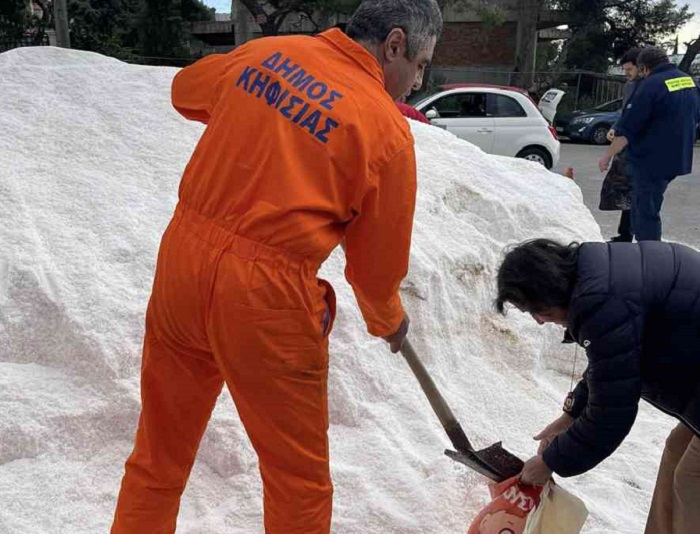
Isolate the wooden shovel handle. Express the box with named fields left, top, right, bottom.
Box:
left=400, top=339, right=473, bottom=452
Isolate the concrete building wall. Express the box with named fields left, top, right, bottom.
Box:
left=229, top=0, right=568, bottom=79
left=433, top=21, right=518, bottom=67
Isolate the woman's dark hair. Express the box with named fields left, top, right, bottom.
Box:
left=495, top=239, right=580, bottom=314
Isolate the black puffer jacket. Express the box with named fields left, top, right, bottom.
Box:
left=543, top=241, right=700, bottom=477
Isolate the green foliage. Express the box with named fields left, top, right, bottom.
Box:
left=557, top=0, right=693, bottom=70
left=68, top=0, right=139, bottom=58
left=136, top=0, right=186, bottom=57
left=182, top=0, right=215, bottom=21
left=61, top=0, right=214, bottom=59
left=0, top=0, right=28, bottom=44
left=476, top=6, right=506, bottom=28
left=536, top=41, right=561, bottom=71
left=0, top=0, right=29, bottom=26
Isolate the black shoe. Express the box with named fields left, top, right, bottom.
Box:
left=608, top=235, right=633, bottom=243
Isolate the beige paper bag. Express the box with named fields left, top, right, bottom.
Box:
left=523, top=481, right=588, bottom=534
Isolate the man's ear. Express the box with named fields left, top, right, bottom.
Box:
left=383, top=28, right=408, bottom=63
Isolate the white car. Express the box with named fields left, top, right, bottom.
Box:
left=411, top=84, right=561, bottom=169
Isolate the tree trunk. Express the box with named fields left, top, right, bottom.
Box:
left=679, top=36, right=700, bottom=74
left=237, top=0, right=277, bottom=36
left=513, top=0, right=544, bottom=89
left=31, top=0, right=51, bottom=45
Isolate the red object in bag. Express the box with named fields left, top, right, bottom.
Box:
left=467, top=477, right=543, bottom=534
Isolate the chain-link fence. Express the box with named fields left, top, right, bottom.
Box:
left=0, top=16, right=50, bottom=53
left=123, top=56, right=198, bottom=67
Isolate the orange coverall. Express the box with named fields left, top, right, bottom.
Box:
left=112, top=28, right=416, bottom=534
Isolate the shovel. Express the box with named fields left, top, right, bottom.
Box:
left=400, top=339, right=524, bottom=482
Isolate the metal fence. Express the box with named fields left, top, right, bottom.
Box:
left=426, top=67, right=626, bottom=112
left=0, top=23, right=627, bottom=110
left=123, top=56, right=198, bottom=67
left=0, top=17, right=50, bottom=53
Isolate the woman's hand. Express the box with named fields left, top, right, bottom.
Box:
left=520, top=455, right=553, bottom=486
left=534, top=412, right=575, bottom=454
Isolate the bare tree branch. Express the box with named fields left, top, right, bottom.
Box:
left=679, top=35, right=700, bottom=73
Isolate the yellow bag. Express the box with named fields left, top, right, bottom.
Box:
left=523, top=480, right=588, bottom=534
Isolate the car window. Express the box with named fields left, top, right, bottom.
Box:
left=595, top=99, right=622, bottom=112
left=428, top=93, right=487, bottom=118
left=407, top=86, right=444, bottom=107
left=487, top=94, right=527, bottom=117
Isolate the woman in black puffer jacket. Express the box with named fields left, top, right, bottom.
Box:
left=496, top=239, right=700, bottom=534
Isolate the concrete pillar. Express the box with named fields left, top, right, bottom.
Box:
left=53, top=0, right=71, bottom=48
left=231, top=0, right=255, bottom=45
left=514, top=2, right=540, bottom=89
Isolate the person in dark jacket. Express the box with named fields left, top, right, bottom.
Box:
left=600, top=48, right=640, bottom=242
left=599, top=47, right=700, bottom=241
left=496, top=239, right=700, bottom=534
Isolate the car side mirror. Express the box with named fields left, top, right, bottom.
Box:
left=425, top=108, right=438, bottom=120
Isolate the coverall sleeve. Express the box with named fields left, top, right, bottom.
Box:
left=344, top=142, right=417, bottom=338
left=171, top=54, right=231, bottom=124
left=615, top=83, right=655, bottom=142
left=543, top=294, right=643, bottom=477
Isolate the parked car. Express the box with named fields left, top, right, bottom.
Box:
left=558, top=98, right=622, bottom=145
left=538, top=89, right=623, bottom=145
left=409, top=84, right=561, bottom=169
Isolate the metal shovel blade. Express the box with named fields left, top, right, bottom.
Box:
left=445, top=442, right=524, bottom=482
left=398, top=340, right=524, bottom=482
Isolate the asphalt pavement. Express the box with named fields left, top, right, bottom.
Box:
left=553, top=141, right=700, bottom=249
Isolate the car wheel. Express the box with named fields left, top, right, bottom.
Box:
left=591, top=125, right=610, bottom=145
left=516, top=147, right=552, bottom=169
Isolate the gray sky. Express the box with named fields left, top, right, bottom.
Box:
left=679, top=0, right=700, bottom=49
left=203, top=0, right=230, bottom=13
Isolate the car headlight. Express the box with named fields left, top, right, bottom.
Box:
left=571, top=117, right=595, bottom=125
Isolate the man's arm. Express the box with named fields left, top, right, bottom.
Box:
left=542, top=295, right=643, bottom=477
left=344, top=142, right=417, bottom=338
left=614, top=81, right=655, bottom=142
left=600, top=82, right=640, bottom=170
left=171, top=54, right=232, bottom=124
left=599, top=135, right=629, bottom=172
left=611, top=80, right=639, bottom=131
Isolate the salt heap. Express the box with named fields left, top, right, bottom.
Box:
left=0, top=47, right=674, bottom=534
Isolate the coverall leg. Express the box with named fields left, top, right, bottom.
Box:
left=630, top=172, right=674, bottom=241
left=112, top=207, right=335, bottom=533
left=111, top=315, right=224, bottom=533
left=617, top=210, right=633, bottom=242
left=112, top=213, right=227, bottom=533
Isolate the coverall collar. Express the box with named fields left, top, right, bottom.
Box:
left=317, top=28, right=386, bottom=87
left=649, top=63, right=676, bottom=76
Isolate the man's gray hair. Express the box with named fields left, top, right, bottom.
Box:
left=346, top=0, right=443, bottom=60
left=637, top=46, right=670, bottom=71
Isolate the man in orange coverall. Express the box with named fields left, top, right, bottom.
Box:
left=111, top=1, right=442, bottom=533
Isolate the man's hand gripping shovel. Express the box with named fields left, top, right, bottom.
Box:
left=399, top=339, right=524, bottom=482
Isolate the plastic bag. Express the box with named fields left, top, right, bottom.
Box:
left=467, top=476, right=543, bottom=534
left=523, top=480, right=588, bottom=534
left=599, top=151, right=632, bottom=211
